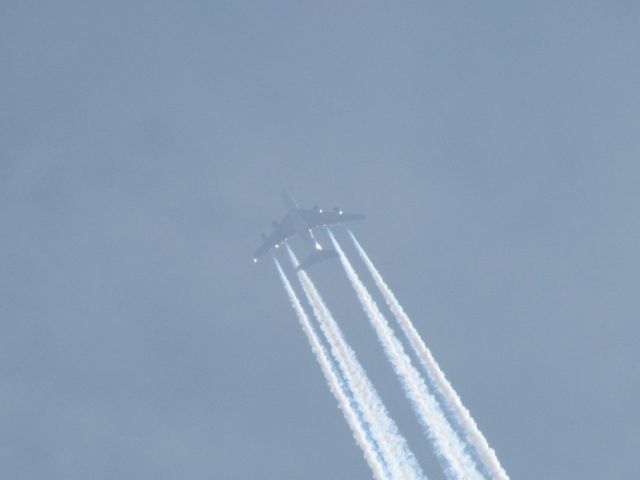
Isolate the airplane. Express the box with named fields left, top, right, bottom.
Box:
left=253, top=191, right=365, bottom=269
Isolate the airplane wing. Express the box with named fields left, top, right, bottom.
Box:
left=252, top=219, right=295, bottom=260
left=299, top=209, right=365, bottom=228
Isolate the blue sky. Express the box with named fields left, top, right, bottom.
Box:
left=2, top=2, right=639, bottom=478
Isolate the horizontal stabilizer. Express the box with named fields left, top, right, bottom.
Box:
left=296, top=249, right=339, bottom=271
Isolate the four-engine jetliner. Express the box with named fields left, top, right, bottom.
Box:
left=253, top=191, right=364, bottom=269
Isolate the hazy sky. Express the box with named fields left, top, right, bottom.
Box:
left=2, top=2, right=639, bottom=479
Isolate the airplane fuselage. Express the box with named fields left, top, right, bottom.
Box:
left=288, top=208, right=321, bottom=250
left=252, top=191, right=364, bottom=265
left=281, top=191, right=321, bottom=251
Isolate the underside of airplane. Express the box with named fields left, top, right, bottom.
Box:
left=253, top=191, right=364, bottom=269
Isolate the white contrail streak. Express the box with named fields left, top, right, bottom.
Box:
left=328, top=230, right=484, bottom=480
left=273, top=257, right=388, bottom=480
left=348, top=230, right=509, bottom=480
left=286, top=245, right=426, bottom=480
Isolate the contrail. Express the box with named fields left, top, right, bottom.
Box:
left=348, top=230, right=509, bottom=480
left=273, top=257, right=388, bottom=480
left=285, top=244, right=426, bottom=480
left=328, top=230, right=484, bottom=480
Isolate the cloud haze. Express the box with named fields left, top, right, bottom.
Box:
left=2, top=2, right=639, bottom=479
